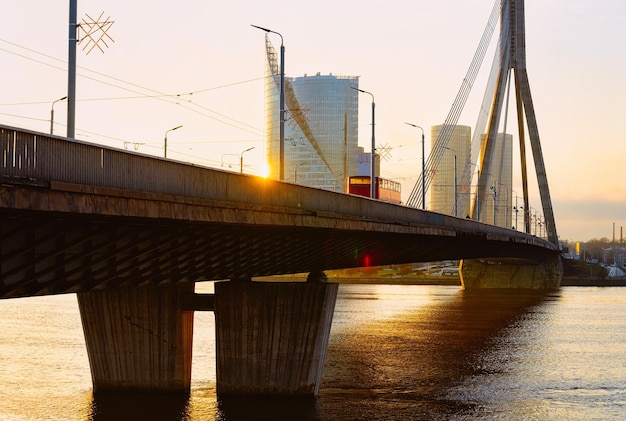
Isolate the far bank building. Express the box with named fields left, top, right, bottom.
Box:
left=264, top=37, right=359, bottom=191
left=430, top=125, right=472, bottom=216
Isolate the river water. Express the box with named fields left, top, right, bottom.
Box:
left=1, top=283, right=625, bottom=420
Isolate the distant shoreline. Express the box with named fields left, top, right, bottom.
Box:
left=255, top=275, right=626, bottom=287
left=561, top=278, right=626, bottom=287
left=329, top=276, right=462, bottom=286
left=254, top=275, right=460, bottom=285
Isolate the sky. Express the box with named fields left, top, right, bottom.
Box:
left=1, top=0, right=625, bottom=242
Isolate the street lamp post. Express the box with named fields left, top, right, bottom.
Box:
left=490, top=182, right=497, bottom=225
left=240, top=147, right=255, bottom=174
left=405, top=122, right=425, bottom=209
left=294, top=162, right=305, bottom=183
left=444, top=146, right=457, bottom=217
left=476, top=170, right=481, bottom=220
left=500, top=184, right=510, bottom=228
left=512, top=193, right=520, bottom=230
left=164, top=125, right=182, bottom=158
left=67, top=0, right=77, bottom=139
left=252, top=25, right=285, bottom=181
left=353, top=87, right=376, bottom=198
left=50, top=96, right=67, bottom=135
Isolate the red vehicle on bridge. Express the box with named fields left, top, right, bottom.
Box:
left=348, top=176, right=401, bottom=204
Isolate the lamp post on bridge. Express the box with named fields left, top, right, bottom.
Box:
left=512, top=190, right=520, bottom=230
left=519, top=206, right=532, bottom=235
left=405, top=122, right=425, bottom=209
left=444, top=146, right=457, bottom=217
left=353, top=87, right=376, bottom=198
left=533, top=209, right=539, bottom=236
left=50, top=96, right=67, bottom=135
left=525, top=206, right=539, bottom=236
left=163, top=125, right=183, bottom=158
left=499, top=184, right=511, bottom=229
left=252, top=24, right=285, bottom=181
left=67, top=0, right=77, bottom=138
left=489, top=182, right=497, bottom=225
left=294, top=162, right=305, bottom=183
left=495, top=182, right=510, bottom=228
left=240, top=147, right=255, bottom=174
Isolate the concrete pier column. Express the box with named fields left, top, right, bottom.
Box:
left=460, top=254, right=563, bottom=290
left=77, top=283, right=195, bottom=393
left=214, top=280, right=338, bottom=396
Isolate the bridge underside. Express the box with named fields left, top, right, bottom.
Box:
left=0, top=187, right=556, bottom=299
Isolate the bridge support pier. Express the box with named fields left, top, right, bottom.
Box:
left=214, top=280, right=338, bottom=396
left=77, top=283, right=194, bottom=393
left=459, top=255, right=563, bottom=290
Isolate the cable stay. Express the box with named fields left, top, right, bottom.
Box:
left=421, top=0, right=559, bottom=245
left=406, top=0, right=502, bottom=209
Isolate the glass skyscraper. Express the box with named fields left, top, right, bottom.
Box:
left=264, top=37, right=359, bottom=191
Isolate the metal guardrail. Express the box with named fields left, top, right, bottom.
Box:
left=1, top=125, right=361, bottom=210
left=0, top=124, right=417, bottom=217
left=1, top=124, right=234, bottom=198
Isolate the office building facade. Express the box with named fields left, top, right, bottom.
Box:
left=429, top=125, right=472, bottom=216
left=264, top=38, right=359, bottom=191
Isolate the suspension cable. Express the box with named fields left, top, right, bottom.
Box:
left=406, top=0, right=502, bottom=209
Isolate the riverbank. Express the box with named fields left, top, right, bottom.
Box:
left=561, top=278, right=626, bottom=286
left=328, top=276, right=461, bottom=285
left=256, top=265, right=626, bottom=287
left=254, top=275, right=461, bottom=285
left=561, top=258, right=626, bottom=286
left=253, top=258, right=626, bottom=287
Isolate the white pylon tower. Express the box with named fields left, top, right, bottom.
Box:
left=472, top=0, right=558, bottom=246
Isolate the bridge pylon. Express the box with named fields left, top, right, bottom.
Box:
left=214, top=279, right=338, bottom=396
left=472, top=0, right=558, bottom=246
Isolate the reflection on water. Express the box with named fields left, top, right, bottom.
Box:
left=445, top=288, right=626, bottom=420
left=217, top=396, right=319, bottom=421
left=318, top=286, right=552, bottom=420
left=89, top=392, right=191, bottom=421
left=1, top=285, right=625, bottom=420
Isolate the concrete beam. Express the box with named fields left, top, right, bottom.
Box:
left=182, top=293, right=215, bottom=311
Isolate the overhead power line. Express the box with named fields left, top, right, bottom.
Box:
left=405, top=0, right=501, bottom=209
left=0, top=38, right=264, bottom=135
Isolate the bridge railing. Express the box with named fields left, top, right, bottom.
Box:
left=1, top=125, right=220, bottom=196
left=1, top=124, right=411, bottom=217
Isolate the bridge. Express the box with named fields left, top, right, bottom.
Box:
left=1, top=0, right=562, bottom=399
left=1, top=124, right=561, bottom=395
left=1, top=125, right=560, bottom=299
